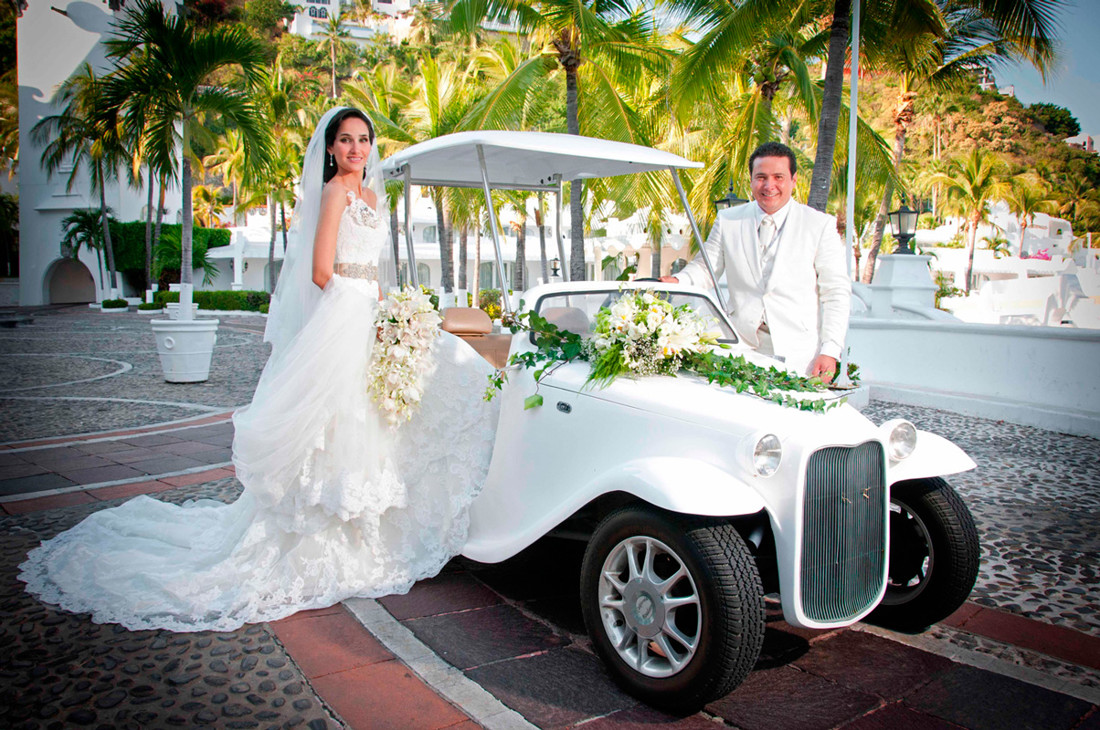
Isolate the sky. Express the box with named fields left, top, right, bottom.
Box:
left=996, top=3, right=1100, bottom=137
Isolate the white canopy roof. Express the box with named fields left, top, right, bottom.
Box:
left=381, top=131, right=702, bottom=190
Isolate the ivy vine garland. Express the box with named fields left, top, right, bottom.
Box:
left=485, top=290, right=842, bottom=413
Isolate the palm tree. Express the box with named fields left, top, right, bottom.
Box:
left=1004, top=174, right=1055, bottom=256
left=0, top=69, right=17, bottom=179
left=450, top=0, right=669, bottom=280
left=103, top=0, right=271, bottom=319
left=192, top=184, right=227, bottom=228
left=204, top=129, right=247, bottom=223
left=1057, top=176, right=1099, bottom=233
left=404, top=55, right=477, bottom=293
left=34, top=64, right=127, bottom=299
left=320, top=9, right=351, bottom=99
left=60, top=208, right=110, bottom=296
left=926, top=148, right=1008, bottom=293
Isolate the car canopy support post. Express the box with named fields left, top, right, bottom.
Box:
left=671, top=167, right=726, bottom=311
left=477, top=144, right=512, bottom=314
left=402, top=165, right=419, bottom=288
left=554, top=176, right=569, bottom=282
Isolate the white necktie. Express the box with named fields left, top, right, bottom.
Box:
left=759, top=215, right=776, bottom=258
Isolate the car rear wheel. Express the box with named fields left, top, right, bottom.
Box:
left=869, top=477, right=980, bottom=633
left=580, top=505, right=765, bottom=714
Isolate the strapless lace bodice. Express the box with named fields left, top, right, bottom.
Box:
left=334, top=192, right=388, bottom=268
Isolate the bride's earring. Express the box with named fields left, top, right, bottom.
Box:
left=328, top=153, right=335, bottom=167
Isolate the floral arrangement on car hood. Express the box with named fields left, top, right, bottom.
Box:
left=486, top=288, right=838, bottom=413
left=369, top=286, right=441, bottom=425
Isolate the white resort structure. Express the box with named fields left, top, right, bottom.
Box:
left=9, top=2, right=1100, bottom=440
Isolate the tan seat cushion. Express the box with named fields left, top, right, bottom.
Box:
left=441, top=307, right=492, bottom=335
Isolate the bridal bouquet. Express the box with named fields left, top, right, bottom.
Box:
left=369, top=286, right=441, bottom=426
left=586, top=290, right=721, bottom=386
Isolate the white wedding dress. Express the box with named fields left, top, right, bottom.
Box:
left=19, top=194, right=500, bottom=632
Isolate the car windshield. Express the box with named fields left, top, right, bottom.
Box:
left=533, top=289, right=738, bottom=343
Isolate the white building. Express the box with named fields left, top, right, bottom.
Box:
left=287, top=0, right=417, bottom=44
left=15, top=1, right=181, bottom=306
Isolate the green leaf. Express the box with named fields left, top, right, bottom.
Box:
left=523, top=394, right=544, bottom=410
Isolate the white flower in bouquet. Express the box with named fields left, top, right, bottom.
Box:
left=369, top=287, right=441, bottom=426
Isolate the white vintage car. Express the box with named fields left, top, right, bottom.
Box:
left=382, top=132, right=980, bottom=712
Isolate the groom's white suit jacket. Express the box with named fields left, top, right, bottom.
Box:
left=676, top=200, right=851, bottom=375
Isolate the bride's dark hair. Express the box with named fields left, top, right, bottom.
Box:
left=322, top=108, right=375, bottom=183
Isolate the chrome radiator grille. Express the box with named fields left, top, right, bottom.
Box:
left=799, top=442, right=886, bottom=623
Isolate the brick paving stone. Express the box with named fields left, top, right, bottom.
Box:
left=23, top=446, right=90, bottom=464
left=578, top=705, right=723, bottom=729
left=466, top=647, right=638, bottom=728
left=310, top=659, right=469, bottom=730
left=271, top=607, right=393, bottom=679
left=125, top=455, right=209, bottom=475
left=56, top=463, right=146, bottom=485
left=840, top=702, right=962, bottom=730
left=91, top=480, right=174, bottom=501
left=520, top=595, right=586, bottom=635
left=379, top=572, right=503, bottom=620
left=0, top=463, right=47, bottom=480
left=405, top=603, right=566, bottom=670
left=149, top=440, right=227, bottom=456
left=792, top=631, right=954, bottom=700
left=0, top=472, right=75, bottom=496
left=705, top=665, right=881, bottom=730
left=1076, top=707, right=1100, bottom=730
left=120, top=433, right=186, bottom=447
left=72, top=440, right=148, bottom=455
left=464, top=538, right=585, bottom=601
left=0, top=452, right=30, bottom=466
left=106, top=447, right=166, bottom=463
left=905, top=664, right=1093, bottom=730
left=33, top=453, right=114, bottom=472
left=3, top=490, right=98, bottom=514
left=160, top=468, right=234, bottom=487
left=188, top=448, right=234, bottom=464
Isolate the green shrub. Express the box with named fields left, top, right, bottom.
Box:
left=101, top=298, right=128, bottom=309
left=109, top=220, right=230, bottom=288
left=259, top=303, right=269, bottom=314
left=153, top=289, right=271, bottom=311
left=137, top=302, right=161, bottom=311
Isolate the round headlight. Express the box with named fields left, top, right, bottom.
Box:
left=752, top=434, right=783, bottom=477
left=887, top=420, right=918, bottom=461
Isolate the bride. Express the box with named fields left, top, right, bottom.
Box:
left=19, top=107, right=500, bottom=632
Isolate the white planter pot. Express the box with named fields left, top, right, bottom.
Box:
left=165, top=302, right=200, bottom=320
left=151, top=318, right=220, bottom=383
left=100, top=305, right=127, bottom=313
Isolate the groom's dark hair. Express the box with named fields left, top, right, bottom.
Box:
left=749, top=142, right=797, bottom=177
left=323, top=108, right=376, bottom=183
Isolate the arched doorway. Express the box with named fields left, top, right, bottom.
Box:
left=45, top=258, right=95, bottom=304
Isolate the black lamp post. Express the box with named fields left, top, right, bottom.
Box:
left=714, top=179, right=749, bottom=211
left=887, top=204, right=919, bottom=255
left=550, top=258, right=561, bottom=278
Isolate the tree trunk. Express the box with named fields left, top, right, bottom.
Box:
left=154, top=177, right=166, bottom=259
left=807, top=0, right=851, bottom=212
left=473, top=225, right=481, bottom=304
left=390, top=204, right=401, bottom=285
left=565, top=62, right=585, bottom=281
left=279, top=200, right=289, bottom=289
left=458, top=224, right=468, bottom=291
left=145, top=171, right=154, bottom=293
left=97, top=161, right=119, bottom=298
left=331, top=44, right=338, bottom=99
left=513, top=221, right=526, bottom=291
left=536, top=192, right=548, bottom=283
left=964, top=217, right=978, bottom=294
left=268, top=194, right=277, bottom=292
left=181, top=156, right=193, bottom=287
left=434, top=189, right=454, bottom=293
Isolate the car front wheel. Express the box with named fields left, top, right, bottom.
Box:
left=869, top=477, right=980, bottom=633
left=580, top=505, right=765, bottom=714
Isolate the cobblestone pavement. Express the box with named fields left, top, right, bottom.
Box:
left=1, top=480, right=345, bottom=730
left=0, top=307, right=268, bottom=442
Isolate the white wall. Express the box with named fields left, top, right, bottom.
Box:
left=17, top=1, right=181, bottom=305
left=848, top=319, right=1100, bottom=438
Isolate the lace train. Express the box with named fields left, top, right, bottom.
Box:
left=19, top=279, right=500, bottom=632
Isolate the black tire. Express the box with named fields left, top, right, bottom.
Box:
left=580, top=504, right=765, bottom=714
left=869, top=477, right=980, bottom=633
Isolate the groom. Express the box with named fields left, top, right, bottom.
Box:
left=662, top=142, right=850, bottom=382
